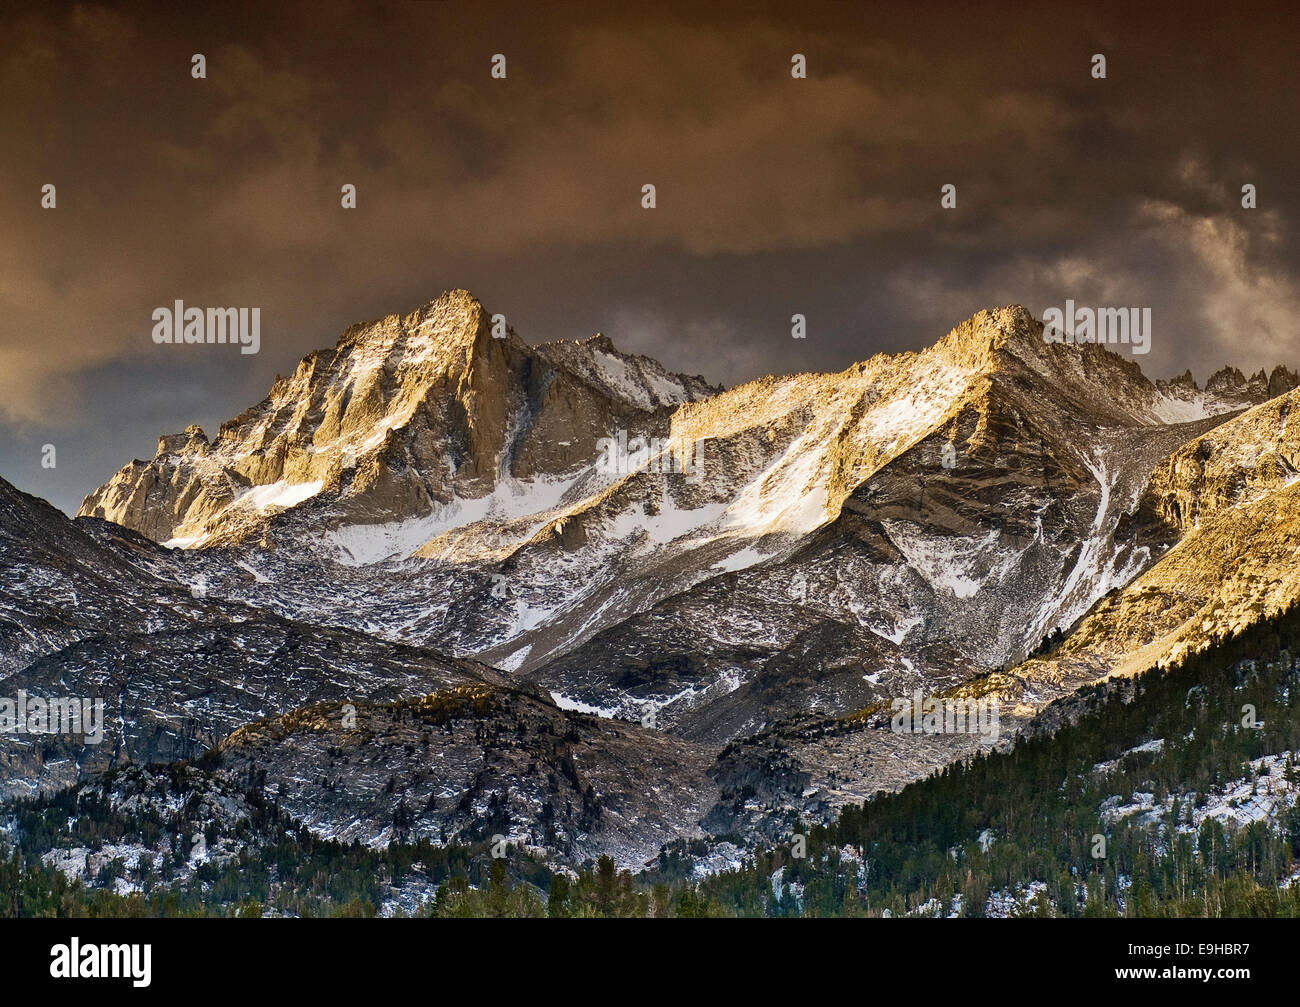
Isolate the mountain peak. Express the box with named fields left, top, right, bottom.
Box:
left=932, top=304, right=1046, bottom=372
left=156, top=424, right=209, bottom=457
left=79, top=289, right=719, bottom=545
left=333, top=288, right=492, bottom=363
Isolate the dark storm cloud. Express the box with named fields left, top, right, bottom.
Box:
left=0, top=0, right=1296, bottom=512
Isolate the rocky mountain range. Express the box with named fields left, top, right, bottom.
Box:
left=6, top=288, right=1300, bottom=884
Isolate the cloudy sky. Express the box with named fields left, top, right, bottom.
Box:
left=2, top=0, right=1296, bottom=513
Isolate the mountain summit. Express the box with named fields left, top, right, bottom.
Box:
left=79, top=289, right=719, bottom=546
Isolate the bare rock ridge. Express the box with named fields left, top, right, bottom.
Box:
left=73, top=297, right=1300, bottom=696
left=79, top=298, right=1295, bottom=557
left=78, top=289, right=720, bottom=546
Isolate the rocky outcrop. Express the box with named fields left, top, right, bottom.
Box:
left=213, top=684, right=719, bottom=869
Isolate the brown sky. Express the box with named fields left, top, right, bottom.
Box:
left=1, top=0, right=1296, bottom=511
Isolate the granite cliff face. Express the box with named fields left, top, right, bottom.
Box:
left=79, top=290, right=718, bottom=547
left=1013, top=385, right=1300, bottom=685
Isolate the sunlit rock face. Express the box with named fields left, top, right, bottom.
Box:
left=78, top=289, right=719, bottom=548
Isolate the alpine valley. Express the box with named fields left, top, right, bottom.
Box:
left=7, top=288, right=1300, bottom=917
